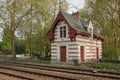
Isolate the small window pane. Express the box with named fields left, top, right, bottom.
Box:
left=60, top=26, right=66, bottom=38
left=60, top=27, right=62, bottom=31
left=60, top=31, right=62, bottom=38
left=64, top=30, right=66, bottom=37
left=64, top=26, right=66, bottom=29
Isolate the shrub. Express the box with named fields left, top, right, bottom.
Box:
left=102, top=47, right=118, bottom=60
left=73, top=59, right=80, bottom=66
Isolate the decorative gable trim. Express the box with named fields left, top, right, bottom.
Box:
left=47, top=11, right=77, bottom=42
left=94, top=35, right=104, bottom=41
left=47, top=11, right=104, bottom=42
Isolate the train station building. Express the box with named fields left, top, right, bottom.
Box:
left=47, top=11, right=104, bottom=63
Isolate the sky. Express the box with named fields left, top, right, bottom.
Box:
left=66, top=0, right=85, bottom=13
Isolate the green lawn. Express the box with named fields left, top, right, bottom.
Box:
left=86, top=63, right=120, bottom=71
left=0, top=58, right=120, bottom=71
left=0, top=58, right=51, bottom=64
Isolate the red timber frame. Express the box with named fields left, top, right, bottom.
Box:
left=47, top=11, right=104, bottom=42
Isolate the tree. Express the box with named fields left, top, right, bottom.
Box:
left=18, top=0, right=69, bottom=58
left=81, top=0, right=120, bottom=59
left=15, top=40, right=26, bottom=54
left=0, top=0, right=69, bottom=59
left=0, top=0, right=32, bottom=58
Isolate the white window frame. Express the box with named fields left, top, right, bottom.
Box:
left=60, top=26, right=66, bottom=38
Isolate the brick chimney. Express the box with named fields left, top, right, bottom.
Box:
left=72, top=11, right=80, bottom=21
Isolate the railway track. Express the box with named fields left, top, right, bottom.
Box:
left=0, top=61, right=120, bottom=80
left=0, top=62, right=80, bottom=80
left=0, top=71, right=34, bottom=80
left=0, top=67, right=76, bottom=80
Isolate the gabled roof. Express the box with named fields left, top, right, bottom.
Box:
left=47, top=11, right=104, bottom=41
left=61, top=11, right=100, bottom=36
left=61, top=11, right=87, bottom=33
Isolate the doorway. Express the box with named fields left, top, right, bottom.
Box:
left=60, top=46, right=66, bottom=61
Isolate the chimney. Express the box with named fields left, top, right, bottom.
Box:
left=72, top=11, right=80, bottom=20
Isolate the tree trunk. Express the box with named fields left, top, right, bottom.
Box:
left=11, top=31, right=16, bottom=59
left=29, top=38, right=32, bottom=60
left=30, top=0, right=32, bottom=60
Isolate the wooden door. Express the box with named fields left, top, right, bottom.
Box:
left=60, top=46, right=66, bottom=61
left=96, top=47, right=99, bottom=59
left=80, top=46, right=84, bottom=61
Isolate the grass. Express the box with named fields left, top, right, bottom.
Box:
left=0, top=58, right=51, bottom=64
left=86, top=63, right=120, bottom=71
left=0, top=58, right=120, bottom=71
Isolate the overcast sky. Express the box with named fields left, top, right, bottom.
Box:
left=66, top=0, right=85, bottom=13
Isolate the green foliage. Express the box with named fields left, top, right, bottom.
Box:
left=2, top=28, right=11, bottom=44
left=73, top=59, right=80, bottom=66
left=99, top=59, right=120, bottom=64
left=79, top=8, right=89, bottom=20
left=18, top=0, right=69, bottom=57
left=0, top=58, right=51, bottom=64
left=81, top=0, right=120, bottom=55
left=0, top=43, right=2, bottom=49
left=0, top=0, right=69, bottom=58
left=15, top=40, right=26, bottom=54
left=1, top=28, right=11, bottom=50
left=102, top=47, right=118, bottom=60
left=0, top=41, right=11, bottom=50
left=88, top=63, right=120, bottom=71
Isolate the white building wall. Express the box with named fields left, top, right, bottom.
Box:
left=96, top=40, right=102, bottom=59
left=51, top=21, right=72, bottom=63
left=51, top=43, right=57, bottom=61
left=67, top=42, right=79, bottom=62
left=51, top=42, right=80, bottom=63
left=51, top=21, right=102, bottom=63
left=76, top=35, right=102, bottom=61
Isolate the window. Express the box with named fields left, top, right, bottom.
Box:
left=60, top=26, right=66, bottom=38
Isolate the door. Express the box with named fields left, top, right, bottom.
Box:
left=96, top=47, right=99, bottom=59
left=80, top=46, right=84, bottom=61
left=60, top=46, right=66, bottom=61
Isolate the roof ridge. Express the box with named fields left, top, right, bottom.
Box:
left=61, top=11, right=87, bottom=33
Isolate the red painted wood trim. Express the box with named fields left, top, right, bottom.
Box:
left=47, top=11, right=76, bottom=41
left=47, top=11, right=104, bottom=41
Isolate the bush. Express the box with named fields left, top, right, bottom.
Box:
left=99, top=59, right=120, bottom=64
left=88, top=63, right=120, bottom=71
left=15, top=41, right=26, bottom=54
left=102, top=47, right=118, bottom=60
left=73, top=59, right=80, bottom=66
